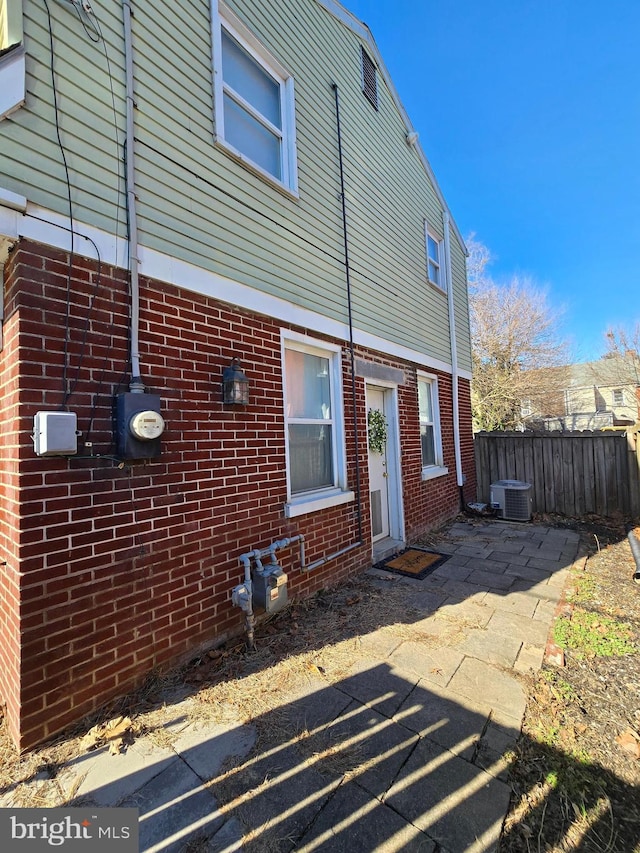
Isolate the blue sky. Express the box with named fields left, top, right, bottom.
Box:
left=343, top=0, right=640, bottom=361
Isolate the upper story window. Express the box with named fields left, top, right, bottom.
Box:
left=361, top=46, right=378, bottom=110
left=418, top=374, right=447, bottom=480
left=212, top=2, right=298, bottom=193
left=612, top=388, right=624, bottom=406
left=282, top=332, right=354, bottom=517
left=0, top=0, right=25, bottom=121
left=426, top=226, right=445, bottom=291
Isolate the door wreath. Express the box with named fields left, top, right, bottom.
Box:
left=367, top=408, right=388, bottom=454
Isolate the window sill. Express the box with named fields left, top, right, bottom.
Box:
left=421, top=465, right=449, bottom=482
left=0, top=45, right=25, bottom=121
left=427, top=279, right=447, bottom=296
left=284, top=489, right=355, bottom=518
left=214, top=137, right=299, bottom=201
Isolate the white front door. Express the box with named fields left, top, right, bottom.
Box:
left=367, top=386, right=390, bottom=542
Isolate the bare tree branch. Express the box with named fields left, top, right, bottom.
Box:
left=468, top=237, right=569, bottom=431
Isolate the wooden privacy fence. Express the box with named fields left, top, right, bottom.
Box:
left=474, top=431, right=640, bottom=519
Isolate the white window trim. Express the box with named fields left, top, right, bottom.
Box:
left=417, top=372, right=448, bottom=481
left=211, top=1, right=298, bottom=196
left=425, top=224, right=446, bottom=293
left=281, top=330, right=354, bottom=517
left=0, top=44, right=25, bottom=122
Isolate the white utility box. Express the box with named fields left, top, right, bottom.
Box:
left=33, top=411, right=78, bottom=456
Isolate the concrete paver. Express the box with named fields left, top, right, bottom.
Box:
left=437, top=597, right=494, bottom=627
left=296, top=781, right=436, bottom=853
left=483, top=590, right=539, bottom=618
left=384, top=735, right=512, bottom=853
left=459, top=628, right=523, bottom=668
left=174, top=722, right=256, bottom=782
left=395, top=681, right=496, bottom=760
left=65, top=740, right=178, bottom=807
left=389, top=641, right=466, bottom=686
left=514, top=643, right=546, bottom=673
left=487, top=609, right=550, bottom=646
left=466, top=569, right=514, bottom=590
left=20, top=518, right=579, bottom=853
left=319, top=703, right=419, bottom=797
left=120, top=760, right=223, bottom=853
left=448, top=658, right=527, bottom=721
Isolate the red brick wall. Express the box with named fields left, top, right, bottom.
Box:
left=0, top=239, right=473, bottom=749
left=0, top=244, right=22, bottom=746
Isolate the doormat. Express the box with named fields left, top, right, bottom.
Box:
left=375, top=547, right=449, bottom=580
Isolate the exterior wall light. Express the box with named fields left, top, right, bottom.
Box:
left=223, top=357, right=250, bottom=405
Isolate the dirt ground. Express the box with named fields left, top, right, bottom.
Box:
left=499, top=517, right=640, bottom=853
left=1, top=516, right=639, bottom=852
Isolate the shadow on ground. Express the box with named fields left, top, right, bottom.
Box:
left=3, top=518, right=636, bottom=851
left=58, top=662, right=640, bottom=853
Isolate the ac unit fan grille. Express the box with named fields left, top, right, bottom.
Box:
left=504, top=489, right=530, bottom=521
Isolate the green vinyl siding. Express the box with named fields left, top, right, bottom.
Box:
left=1, top=0, right=471, bottom=372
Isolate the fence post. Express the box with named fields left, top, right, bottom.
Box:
left=628, top=430, right=640, bottom=519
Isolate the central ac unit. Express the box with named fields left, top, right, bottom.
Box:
left=490, top=480, right=532, bottom=522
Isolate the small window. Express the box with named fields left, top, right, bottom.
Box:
left=0, top=1, right=19, bottom=51
left=0, top=0, right=25, bottom=121
left=418, top=375, right=446, bottom=478
left=361, top=46, right=378, bottom=110
left=426, top=226, right=445, bottom=291
left=282, top=333, right=354, bottom=517
left=613, top=388, right=624, bottom=406
left=212, top=2, right=298, bottom=192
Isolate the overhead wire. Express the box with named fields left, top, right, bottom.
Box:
left=42, top=0, right=76, bottom=409
left=140, top=139, right=409, bottom=305
left=41, top=0, right=127, bottom=444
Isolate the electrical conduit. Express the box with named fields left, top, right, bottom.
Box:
left=122, top=0, right=143, bottom=391
left=442, top=210, right=465, bottom=505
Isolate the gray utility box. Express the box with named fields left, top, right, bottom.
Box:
left=490, top=480, right=532, bottom=522
left=252, top=563, right=288, bottom=614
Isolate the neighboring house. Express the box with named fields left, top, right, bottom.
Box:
left=0, top=0, right=474, bottom=749
left=522, top=356, right=640, bottom=431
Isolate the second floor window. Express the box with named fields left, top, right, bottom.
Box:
left=426, top=226, right=445, bottom=291
left=212, top=3, right=298, bottom=192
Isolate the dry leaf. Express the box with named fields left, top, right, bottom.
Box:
left=615, top=730, right=640, bottom=759
left=80, top=724, right=103, bottom=752
left=104, top=717, right=132, bottom=740
left=80, top=716, right=133, bottom=752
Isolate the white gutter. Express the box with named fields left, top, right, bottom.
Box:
left=443, top=211, right=464, bottom=489
left=123, top=0, right=143, bottom=390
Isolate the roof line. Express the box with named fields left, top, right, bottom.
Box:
left=315, top=0, right=468, bottom=255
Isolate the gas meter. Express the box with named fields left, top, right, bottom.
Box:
left=252, top=563, right=288, bottom=614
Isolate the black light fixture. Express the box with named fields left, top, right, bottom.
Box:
left=222, top=357, right=250, bottom=406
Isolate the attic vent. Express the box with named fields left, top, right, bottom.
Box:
left=361, top=46, right=378, bottom=110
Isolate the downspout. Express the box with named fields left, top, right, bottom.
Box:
left=123, top=0, right=144, bottom=392
left=332, top=82, right=363, bottom=545
left=442, top=210, right=465, bottom=508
